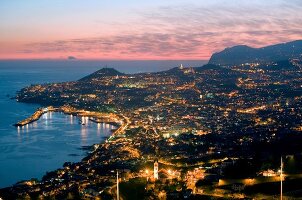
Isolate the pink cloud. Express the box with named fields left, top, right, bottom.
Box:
left=1, top=1, right=302, bottom=60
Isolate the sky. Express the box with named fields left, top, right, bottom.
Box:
left=0, top=0, right=302, bottom=60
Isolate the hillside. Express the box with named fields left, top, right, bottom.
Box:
left=209, top=40, right=302, bottom=66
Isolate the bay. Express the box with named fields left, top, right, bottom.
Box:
left=0, top=59, right=206, bottom=188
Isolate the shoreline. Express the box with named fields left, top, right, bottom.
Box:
left=14, top=106, right=57, bottom=127
left=4, top=105, right=130, bottom=189
left=14, top=105, right=130, bottom=137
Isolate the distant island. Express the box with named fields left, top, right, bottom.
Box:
left=1, top=40, right=302, bottom=199
left=68, top=56, right=77, bottom=60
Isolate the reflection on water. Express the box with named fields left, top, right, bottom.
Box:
left=0, top=112, right=115, bottom=188
left=70, top=115, right=73, bottom=125
left=81, top=124, right=87, bottom=145
left=97, top=123, right=101, bottom=136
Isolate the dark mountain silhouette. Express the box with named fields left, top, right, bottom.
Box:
left=79, top=68, right=124, bottom=81
left=209, top=40, right=302, bottom=66
left=258, top=60, right=298, bottom=71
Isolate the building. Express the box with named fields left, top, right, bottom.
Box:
left=154, top=160, right=159, bottom=179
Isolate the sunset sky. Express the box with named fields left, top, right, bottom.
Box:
left=1, top=0, right=302, bottom=60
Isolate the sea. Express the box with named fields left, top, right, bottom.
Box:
left=0, top=59, right=206, bottom=188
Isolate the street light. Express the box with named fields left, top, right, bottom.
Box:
left=281, top=157, right=283, bottom=200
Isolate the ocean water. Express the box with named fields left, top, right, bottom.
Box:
left=0, top=59, right=206, bottom=188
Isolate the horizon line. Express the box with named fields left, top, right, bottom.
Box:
left=0, top=58, right=209, bottom=62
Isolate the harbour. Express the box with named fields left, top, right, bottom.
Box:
left=0, top=60, right=189, bottom=188
left=14, top=105, right=129, bottom=137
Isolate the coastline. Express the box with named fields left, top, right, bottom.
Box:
left=14, top=105, right=130, bottom=137
left=4, top=105, right=129, bottom=189
left=14, top=106, right=56, bottom=127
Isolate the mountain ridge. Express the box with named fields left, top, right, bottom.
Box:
left=79, top=67, right=124, bottom=81
left=209, top=40, right=302, bottom=66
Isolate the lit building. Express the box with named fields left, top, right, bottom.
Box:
left=154, top=160, right=159, bottom=179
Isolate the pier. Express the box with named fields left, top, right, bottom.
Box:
left=14, top=105, right=130, bottom=135
left=14, top=106, right=56, bottom=127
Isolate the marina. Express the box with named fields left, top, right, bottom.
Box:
left=14, top=105, right=130, bottom=136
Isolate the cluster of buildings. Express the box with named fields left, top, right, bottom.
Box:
left=2, top=59, right=301, bottom=199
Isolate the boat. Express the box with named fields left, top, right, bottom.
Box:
left=79, top=119, right=85, bottom=125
